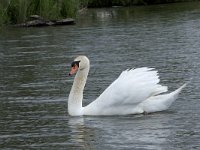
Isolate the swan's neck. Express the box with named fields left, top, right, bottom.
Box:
left=68, top=68, right=89, bottom=116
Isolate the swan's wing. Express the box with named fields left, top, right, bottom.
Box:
left=84, top=67, right=168, bottom=115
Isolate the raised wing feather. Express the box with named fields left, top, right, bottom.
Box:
left=84, top=67, right=168, bottom=115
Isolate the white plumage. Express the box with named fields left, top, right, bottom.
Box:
left=68, top=56, right=186, bottom=116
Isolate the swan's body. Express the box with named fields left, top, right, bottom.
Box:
left=68, top=56, right=186, bottom=116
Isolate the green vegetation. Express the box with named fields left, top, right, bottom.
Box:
left=0, top=0, right=199, bottom=26
left=0, top=0, right=81, bottom=25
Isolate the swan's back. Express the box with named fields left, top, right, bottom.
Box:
left=83, top=67, right=169, bottom=115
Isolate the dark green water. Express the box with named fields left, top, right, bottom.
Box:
left=0, top=2, right=200, bottom=149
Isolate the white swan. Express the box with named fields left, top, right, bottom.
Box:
left=68, top=55, right=186, bottom=116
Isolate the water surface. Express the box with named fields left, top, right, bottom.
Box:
left=0, top=2, right=200, bottom=149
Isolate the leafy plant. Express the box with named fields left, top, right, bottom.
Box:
left=0, top=0, right=81, bottom=25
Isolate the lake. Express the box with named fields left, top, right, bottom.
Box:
left=0, top=2, right=200, bottom=149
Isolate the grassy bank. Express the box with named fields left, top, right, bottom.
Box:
left=0, top=0, right=82, bottom=25
left=0, top=0, right=199, bottom=26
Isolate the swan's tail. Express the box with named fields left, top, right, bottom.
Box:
left=170, top=83, right=187, bottom=100
left=162, top=83, right=187, bottom=109
left=142, top=83, right=187, bottom=113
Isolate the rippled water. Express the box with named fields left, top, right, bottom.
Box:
left=1, top=2, right=200, bottom=149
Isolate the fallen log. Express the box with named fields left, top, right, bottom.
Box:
left=15, top=15, right=75, bottom=27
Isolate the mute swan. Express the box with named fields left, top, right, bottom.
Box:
left=68, top=55, right=186, bottom=116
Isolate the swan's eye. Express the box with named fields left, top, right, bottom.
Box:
left=71, top=61, right=80, bottom=68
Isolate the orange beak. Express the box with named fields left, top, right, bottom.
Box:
left=69, top=64, right=78, bottom=76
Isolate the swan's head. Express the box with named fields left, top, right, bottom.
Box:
left=69, top=55, right=90, bottom=76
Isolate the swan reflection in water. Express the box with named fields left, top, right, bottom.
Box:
left=67, top=114, right=173, bottom=149
left=67, top=117, right=95, bottom=149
